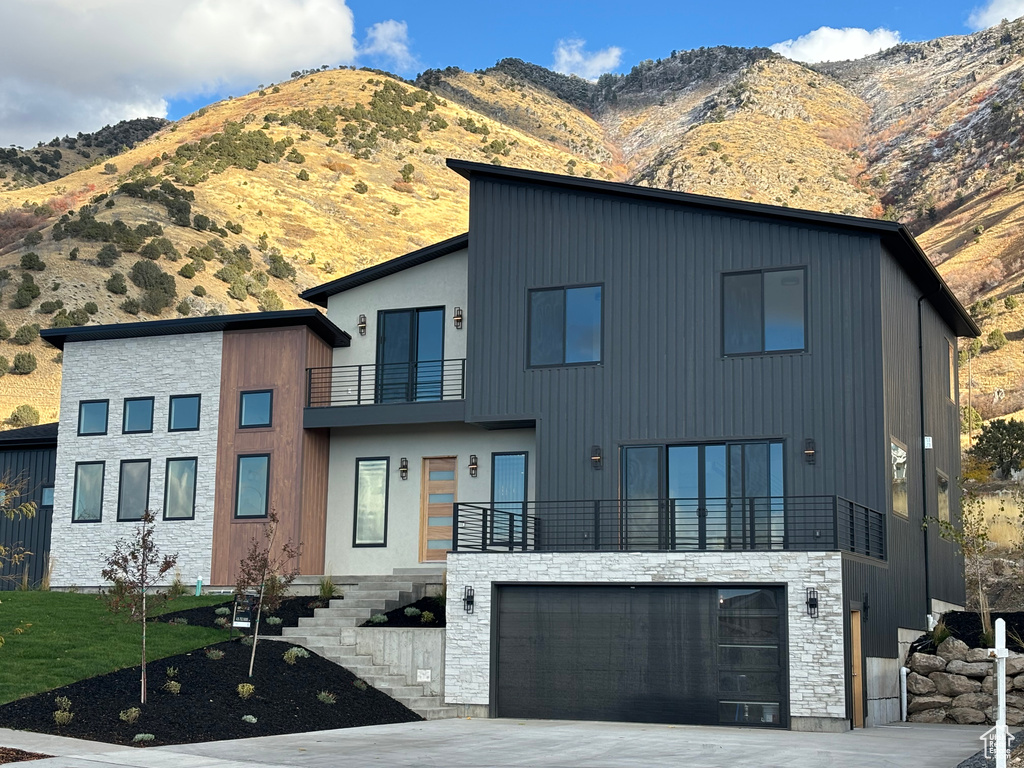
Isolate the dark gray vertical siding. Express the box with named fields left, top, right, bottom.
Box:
left=0, top=447, right=56, bottom=590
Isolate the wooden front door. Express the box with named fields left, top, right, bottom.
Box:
left=420, top=457, right=456, bottom=562
left=850, top=609, right=865, bottom=727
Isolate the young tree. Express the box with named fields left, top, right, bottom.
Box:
left=235, top=511, right=300, bottom=677
left=0, top=476, right=37, bottom=646
left=101, top=511, right=178, bottom=704
left=936, top=485, right=994, bottom=640
left=971, top=418, right=1024, bottom=478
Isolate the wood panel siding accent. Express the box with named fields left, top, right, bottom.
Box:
left=298, top=332, right=333, bottom=574
left=0, top=447, right=56, bottom=590
left=211, top=326, right=329, bottom=585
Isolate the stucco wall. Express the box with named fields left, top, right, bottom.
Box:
left=445, top=551, right=846, bottom=723
left=325, top=423, right=534, bottom=574
left=51, top=333, right=223, bottom=586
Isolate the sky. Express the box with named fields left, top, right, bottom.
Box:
left=0, top=0, right=1022, bottom=148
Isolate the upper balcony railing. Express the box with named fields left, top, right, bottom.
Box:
left=451, top=495, right=885, bottom=560
left=306, top=359, right=466, bottom=408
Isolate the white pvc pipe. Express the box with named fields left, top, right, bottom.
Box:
left=900, top=666, right=909, bottom=722
left=996, top=618, right=1007, bottom=768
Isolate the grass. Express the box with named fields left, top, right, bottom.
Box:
left=0, top=592, right=229, bottom=704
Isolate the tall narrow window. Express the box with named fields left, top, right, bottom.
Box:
left=235, top=455, right=270, bottom=518
left=78, top=400, right=108, bottom=436
left=164, top=458, right=197, bottom=520
left=117, top=460, right=150, bottom=521
left=528, top=285, right=602, bottom=367
left=891, top=439, right=909, bottom=518
left=723, top=269, right=806, bottom=355
left=123, top=397, right=154, bottom=434
left=947, top=341, right=956, bottom=403
left=492, top=452, right=527, bottom=544
left=73, top=461, right=104, bottom=522
left=353, top=458, right=389, bottom=546
left=937, top=471, right=950, bottom=524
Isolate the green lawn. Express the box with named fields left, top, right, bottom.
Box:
left=0, top=592, right=230, bottom=704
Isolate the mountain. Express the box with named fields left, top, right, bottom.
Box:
left=1, top=21, right=1024, bottom=423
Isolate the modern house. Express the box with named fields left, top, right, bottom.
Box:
left=40, top=159, right=978, bottom=732
left=0, top=422, right=57, bottom=590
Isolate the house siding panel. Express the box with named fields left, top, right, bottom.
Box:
left=0, top=446, right=56, bottom=590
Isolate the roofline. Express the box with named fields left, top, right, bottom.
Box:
left=300, top=232, right=469, bottom=307
left=447, top=159, right=980, bottom=338
left=0, top=422, right=58, bottom=448
left=40, top=309, right=351, bottom=350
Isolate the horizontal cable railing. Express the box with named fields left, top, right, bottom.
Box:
left=307, top=359, right=466, bottom=407
left=452, top=496, right=885, bottom=559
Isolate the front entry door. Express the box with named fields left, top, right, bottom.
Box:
left=850, top=609, right=865, bottom=727
left=420, top=457, right=456, bottom=562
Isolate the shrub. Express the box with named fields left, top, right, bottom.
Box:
left=121, top=297, right=141, bottom=315
left=0, top=321, right=9, bottom=340
left=140, top=238, right=179, bottom=261
left=103, top=162, right=118, bottom=175
left=267, top=253, right=296, bottom=280
left=96, top=243, right=120, bottom=267
left=12, top=352, right=36, bottom=374
left=67, top=308, right=89, bottom=325
left=178, top=262, right=195, bottom=279
left=297, top=169, right=309, bottom=181
left=20, top=252, right=45, bottom=271
left=242, top=714, right=257, bottom=724
left=119, top=708, right=141, bottom=724
left=318, top=577, right=336, bottom=601
left=132, top=734, right=155, bottom=744
left=38, top=299, right=64, bottom=314
left=420, top=610, right=435, bottom=624
left=55, top=696, right=71, bottom=712
left=9, top=405, right=39, bottom=427
left=369, top=613, right=388, bottom=625
left=54, top=710, right=73, bottom=726
left=205, top=648, right=225, bottom=659
left=237, top=683, right=255, bottom=700
left=214, top=606, right=231, bottom=616
left=214, top=264, right=243, bottom=284
left=228, top=279, right=248, bottom=301
left=23, top=231, right=43, bottom=247
left=283, top=646, right=309, bottom=664
left=50, top=311, right=72, bottom=329
left=162, top=680, right=181, bottom=695
left=404, top=607, right=421, bottom=618
left=400, top=163, right=414, bottom=182
left=988, top=328, right=1008, bottom=350
left=106, top=272, right=128, bottom=294
left=353, top=181, right=368, bottom=194
left=129, top=260, right=176, bottom=297
left=286, top=148, right=305, bottom=163
left=214, top=616, right=230, bottom=628
left=317, top=691, right=337, bottom=705
left=12, top=324, right=39, bottom=345
left=352, top=679, right=368, bottom=691
left=265, top=615, right=283, bottom=625
left=1006, top=295, right=1019, bottom=310
left=141, top=288, right=175, bottom=315
left=192, top=285, right=207, bottom=297
left=84, top=301, right=98, bottom=315
left=257, top=289, right=283, bottom=312
left=68, top=247, right=79, bottom=260
left=0, top=357, right=9, bottom=376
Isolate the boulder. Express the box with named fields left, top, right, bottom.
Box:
left=908, top=708, right=948, bottom=723
left=983, top=675, right=1011, bottom=693
left=1014, top=674, right=1024, bottom=690
left=1007, top=692, right=1024, bottom=710
left=907, top=672, right=936, bottom=695
left=936, top=637, right=970, bottom=662
left=986, top=707, right=1024, bottom=726
left=1006, top=653, right=1024, bottom=677
left=930, top=672, right=981, bottom=697
left=910, top=652, right=948, bottom=675
left=949, top=707, right=987, bottom=724
left=946, top=660, right=991, bottom=678
left=952, top=693, right=993, bottom=710
left=967, top=648, right=992, bottom=663
left=908, top=694, right=952, bottom=713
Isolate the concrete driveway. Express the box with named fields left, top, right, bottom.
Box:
left=1, top=719, right=989, bottom=768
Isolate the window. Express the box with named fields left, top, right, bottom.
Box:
left=122, top=397, right=154, bottom=434
left=72, top=462, right=104, bottom=522
left=891, top=438, right=908, bottom=518
left=723, top=268, right=806, bottom=355
left=117, top=460, right=150, bottom=521
left=168, top=395, right=201, bottom=432
left=40, top=486, right=54, bottom=508
left=947, top=341, right=956, bottom=402
left=235, top=454, right=269, bottom=518
left=492, top=452, right=527, bottom=545
left=937, top=471, right=950, bottom=524
left=353, top=458, right=389, bottom=546
left=376, top=308, right=444, bottom=403
left=78, top=400, right=108, bottom=436
left=239, top=390, right=273, bottom=428
left=528, top=285, right=602, bottom=367
left=164, top=457, right=197, bottom=520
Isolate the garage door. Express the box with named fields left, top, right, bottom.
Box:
left=494, top=584, right=786, bottom=727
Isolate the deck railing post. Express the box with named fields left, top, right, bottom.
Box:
left=452, top=503, right=460, bottom=553
left=832, top=496, right=840, bottom=552
left=593, top=500, right=601, bottom=551
left=357, top=365, right=363, bottom=406
left=306, top=367, right=312, bottom=407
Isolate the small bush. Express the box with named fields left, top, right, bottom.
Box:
left=228, top=279, right=248, bottom=301
left=215, top=606, right=231, bottom=616
left=96, top=243, right=120, bottom=267
left=38, top=300, right=64, bottom=314
left=420, top=610, right=435, bottom=624
left=265, top=615, right=283, bottom=626
left=20, top=252, right=45, bottom=271
left=317, top=691, right=337, bottom=705
left=176, top=299, right=191, bottom=316
left=12, top=324, right=39, bottom=345
left=205, top=648, right=225, bottom=659
left=169, top=617, right=188, bottom=626
left=286, top=148, right=305, bottom=164
left=84, top=301, right=98, bottom=315
left=400, top=163, right=414, bottom=183
left=297, top=169, right=309, bottom=181
left=192, top=285, right=207, bottom=297
left=162, top=680, right=181, bottom=695
left=989, top=328, right=1008, bottom=350
left=267, top=253, right=296, bottom=280
left=69, top=247, right=79, bottom=260
left=54, top=710, right=73, bottom=726
left=55, top=696, right=71, bottom=712
left=318, top=577, right=336, bottom=601
left=283, top=646, right=309, bottom=665
left=0, top=357, right=10, bottom=377
left=119, top=708, right=141, bottom=724
left=242, top=714, right=257, bottom=724
left=23, top=231, right=43, bottom=247
left=1006, top=295, right=1019, bottom=310
left=9, top=405, right=39, bottom=427
left=67, top=308, right=89, bottom=325
left=369, top=613, right=388, bottom=625
left=106, top=272, right=128, bottom=294
left=214, top=616, right=230, bottom=628
left=237, top=683, right=255, bottom=699
left=257, top=289, right=283, bottom=312
left=165, top=667, right=179, bottom=679
left=404, top=607, right=421, bottom=618
left=0, top=321, right=9, bottom=341
left=132, top=734, right=155, bottom=744
left=353, top=181, right=368, bottom=194
left=121, top=298, right=141, bottom=315
left=352, top=679, right=368, bottom=691
left=12, top=353, right=37, bottom=375
left=179, top=262, right=196, bottom=278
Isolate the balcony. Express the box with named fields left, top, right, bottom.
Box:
left=451, top=496, right=886, bottom=560
left=304, top=359, right=466, bottom=429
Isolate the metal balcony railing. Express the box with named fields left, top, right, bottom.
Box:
left=452, top=495, right=885, bottom=559
left=306, top=359, right=466, bottom=407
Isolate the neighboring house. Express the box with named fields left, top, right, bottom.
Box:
left=0, top=422, right=57, bottom=590
left=41, top=160, right=979, bottom=732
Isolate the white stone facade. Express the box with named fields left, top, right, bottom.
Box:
left=445, top=551, right=846, bottom=723
left=51, top=332, right=223, bottom=587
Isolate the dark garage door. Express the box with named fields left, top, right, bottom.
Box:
left=494, top=584, right=786, bottom=727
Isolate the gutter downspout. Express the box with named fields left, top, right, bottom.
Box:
left=900, top=665, right=909, bottom=721
left=918, top=289, right=942, bottom=622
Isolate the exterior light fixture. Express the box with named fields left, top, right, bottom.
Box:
left=804, top=438, right=816, bottom=465
left=453, top=307, right=464, bottom=329
left=468, top=454, right=478, bottom=477
left=463, top=585, right=475, bottom=614
left=806, top=588, right=819, bottom=618
left=591, top=445, right=602, bottom=470
left=399, top=457, right=408, bottom=480
left=357, top=314, right=367, bottom=336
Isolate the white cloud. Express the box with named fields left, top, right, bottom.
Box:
left=0, top=0, right=358, bottom=147
left=770, top=26, right=902, bottom=63
left=361, top=20, right=417, bottom=72
left=552, top=38, right=623, bottom=81
left=968, top=0, right=1024, bottom=30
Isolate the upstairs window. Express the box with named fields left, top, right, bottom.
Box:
left=164, top=457, right=197, bottom=520
left=73, top=462, right=104, bottom=522
left=891, top=438, right=908, bottom=518
left=529, top=285, right=602, bottom=367
left=947, top=341, right=956, bottom=403
left=235, top=454, right=270, bottom=518
left=122, top=397, right=154, bottom=434
left=937, top=471, right=950, bottom=524
left=723, top=269, right=806, bottom=355
left=78, top=400, right=108, bottom=436
left=169, top=395, right=201, bottom=432
left=117, top=460, right=151, bottom=522
left=239, top=390, right=273, bottom=429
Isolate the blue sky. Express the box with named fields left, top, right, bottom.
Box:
left=1, top=0, right=1020, bottom=146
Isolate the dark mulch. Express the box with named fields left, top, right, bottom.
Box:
left=909, top=611, right=1024, bottom=656
left=0, top=639, right=420, bottom=747
left=155, top=595, right=330, bottom=636
left=0, top=748, right=49, bottom=764
left=359, top=596, right=445, bottom=628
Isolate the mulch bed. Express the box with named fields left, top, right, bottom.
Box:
left=0, top=748, right=49, bottom=765
left=0, top=639, right=420, bottom=747
left=155, top=595, right=330, bottom=636
left=910, top=611, right=1024, bottom=655
left=360, top=596, right=445, bottom=628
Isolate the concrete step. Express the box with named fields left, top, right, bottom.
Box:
left=339, top=589, right=404, bottom=601
left=338, top=664, right=394, bottom=679
left=376, top=685, right=425, bottom=699
left=296, top=616, right=361, bottom=627
left=338, top=581, right=415, bottom=592
left=324, top=654, right=374, bottom=668
left=283, top=624, right=356, bottom=637
left=417, top=707, right=463, bottom=720
left=398, top=695, right=448, bottom=710
left=356, top=672, right=411, bottom=688
left=334, top=597, right=402, bottom=608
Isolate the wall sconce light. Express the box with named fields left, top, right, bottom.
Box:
left=399, top=457, right=408, bottom=480
left=453, top=307, right=464, bottom=330
left=357, top=314, right=367, bottom=336
left=804, top=438, right=816, bottom=465
left=806, top=588, right=819, bottom=618
left=468, top=454, right=478, bottom=478
left=463, top=585, right=475, bottom=614
left=590, top=445, right=602, bottom=470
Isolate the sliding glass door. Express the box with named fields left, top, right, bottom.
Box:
left=376, top=307, right=444, bottom=403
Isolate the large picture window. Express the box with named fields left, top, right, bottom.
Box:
left=117, top=460, right=150, bottom=521
left=891, top=438, right=908, bottom=518
left=73, top=461, right=104, bottom=522
left=164, top=457, right=197, bottom=520
left=235, top=454, right=270, bottom=518
left=353, top=458, right=389, bottom=546
left=723, top=268, right=806, bottom=355
left=78, top=400, right=108, bottom=436
left=529, top=285, right=602, bottom=367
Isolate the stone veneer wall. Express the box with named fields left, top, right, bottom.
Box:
left=51, top=332, right=223, bottom=587
left=445, top=551, right=847, bottom=725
